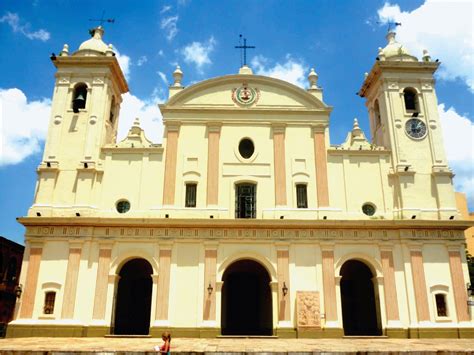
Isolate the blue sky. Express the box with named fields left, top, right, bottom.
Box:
left=1, top=0, right=473, bottom=245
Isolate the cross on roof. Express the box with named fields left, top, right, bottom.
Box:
left=89, top=10, right=115, bottom=27
left=235, top=35, right=255, bottom=66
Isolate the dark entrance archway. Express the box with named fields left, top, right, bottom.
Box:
left=221, top=259, right=272, bottom=335
left=113, top=258, right=153, bottom=335
left=340, top=259, right=382, bottom=336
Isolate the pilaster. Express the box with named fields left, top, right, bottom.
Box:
left=272, top=124, right=287, bottom=207
left=162, top=124, right=180, bottom=206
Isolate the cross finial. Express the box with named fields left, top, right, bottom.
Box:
left=235, top=34, right=255, bottom=67
left=89, top=10, right=115, bottom=27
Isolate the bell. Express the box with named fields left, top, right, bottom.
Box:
left=73, top=93, right=86, bottom=113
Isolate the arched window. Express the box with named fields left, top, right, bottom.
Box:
left=43, top=291, right=56, bottom=314
left=374, top=100, right=381, bottom=127
left=72, top=83, right=88, bottom=113
left=435, top=293, right=448, bottom=317
left=296, top=184, right=308, bottom=208
left=6, top=257, right=17, bottom=282
left=235, top=183, right=256, bottom=218
left=403, top=88, right=418, bottom=112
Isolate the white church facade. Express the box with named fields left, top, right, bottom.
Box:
left=7, top=27, right=474, bottom=338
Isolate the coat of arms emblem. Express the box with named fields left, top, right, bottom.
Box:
left=232, top=84, right=259, bottom=106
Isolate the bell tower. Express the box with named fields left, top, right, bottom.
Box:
left=32, top=27, right=128, bottom=216
left=359, top=32, right=457, bottom=220
left=42, top=26, right=128, bottom=169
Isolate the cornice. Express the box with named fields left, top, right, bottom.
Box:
left=52, top=56, right=128, bottom=93
left=17, top=217, right=474, bottom=230
left=327, top=148, right=391, bottom=156
left=101, top=146, right=163, bottom=154
left=159, top=106, right=333, bottom=114
left=358, top=61, right=439, bottom=98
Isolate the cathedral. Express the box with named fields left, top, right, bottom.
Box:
left=7, top=26, right=474, bottom=338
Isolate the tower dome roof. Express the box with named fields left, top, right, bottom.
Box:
left=74, top=27, right=111, bottom=56
left=379, top=32, right=417, bottom=62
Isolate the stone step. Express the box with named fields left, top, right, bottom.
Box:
left=0, top=337, right=473, bottom=354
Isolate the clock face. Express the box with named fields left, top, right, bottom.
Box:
left=405, top=118, right=427, bottom=139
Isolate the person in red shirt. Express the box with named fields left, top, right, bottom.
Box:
left=154, top=332, right=171, bottom=354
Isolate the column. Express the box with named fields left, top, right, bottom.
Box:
left=380, top=248, right=400, bottom=321
left=206, top=124, right=221, bottom=206
left=19, top=244, right=43, bottom=319
left=203, top=247, right=217, bottom=321
left=321, top=246, right=337, bottom=322
left=155, top=247, right=172, bottom=320
left=410, top=249, right=430, bottom=322
left=92, top=245, right=112, bottom=320
left=448, top=247, right=470, bottom=322
left=276, top=246, right=290, bottom=321
left=162, top=124, right=180, bottom=206
left=61, top=244, right=82, bottom=319
left=272, top=124, right=287, bottom=206
left=313, top=126, right=329, bottom=207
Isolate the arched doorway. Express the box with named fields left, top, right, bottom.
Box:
left=113, top=258, right=153, bottom=335
left=221, top=259, right=273, bottom=335
left=340, top=260, right=382, bottom=335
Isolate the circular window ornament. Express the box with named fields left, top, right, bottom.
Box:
left=238, top=138, right=255, bottom=159
left=232, top=84, right=260, bottom=106
left=362, top=203, right=376, bottom=216
left=116, top=200, right=131, bottom=214
left=405, top=118, right=427, bottom=139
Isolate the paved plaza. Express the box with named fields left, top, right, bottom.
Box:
left=0, top=337, right=473, bottom=354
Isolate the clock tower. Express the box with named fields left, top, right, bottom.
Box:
left=359, top=32, right=457, bottom=220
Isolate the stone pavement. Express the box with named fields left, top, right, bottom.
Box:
left=0, top=337, right=474, bottom=354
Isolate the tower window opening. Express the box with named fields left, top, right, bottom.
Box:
left=72, top=83, right=88, bottom=113
left=403, top=88, right=418, bottom=112
left=435, top=293, right=447, bottom=317
left=374, top=100, right=381, bottom=128
left=109, top=96, right=116, bottom=123
left=185, top=183, right=197, bottom=208
left=43, top=291, right=56, bottom=314
left=296, top=184, right=308, bottom=208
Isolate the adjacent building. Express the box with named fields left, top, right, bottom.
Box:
left=0, top=237, right=24, bottom=336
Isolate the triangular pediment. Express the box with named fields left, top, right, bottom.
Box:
left=163, top=75, right=329, bottom=111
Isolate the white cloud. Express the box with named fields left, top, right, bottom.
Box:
left=438, top=103, right=474, bottom=207
left=0, top=12, right=50, bottom=41
left=377, top=1, right=474, bottom=91
left=137, top=55, right=148, bottom=66
left=157, top=71, right=169, bottom=86
left=0, top=88, right=51, bottom=166
left=114, top=48, right=131, bottom=80
left=161, top=15, right=178, bottom=41
left=181, top=37, right=216, bottom=72
left=158, top=49, right=165, bottom=57
left=160, top=5, right=172, bottom=14
left=251, top=54, right=308, bottom=88
left=117, top=92, right=165, bottom=144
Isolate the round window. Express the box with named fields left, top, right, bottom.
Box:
left=362, top=203, right=376, bottom=216
left=238, top=138, right=254, bottom=159
left=116, top=200, right=131, bottom=214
